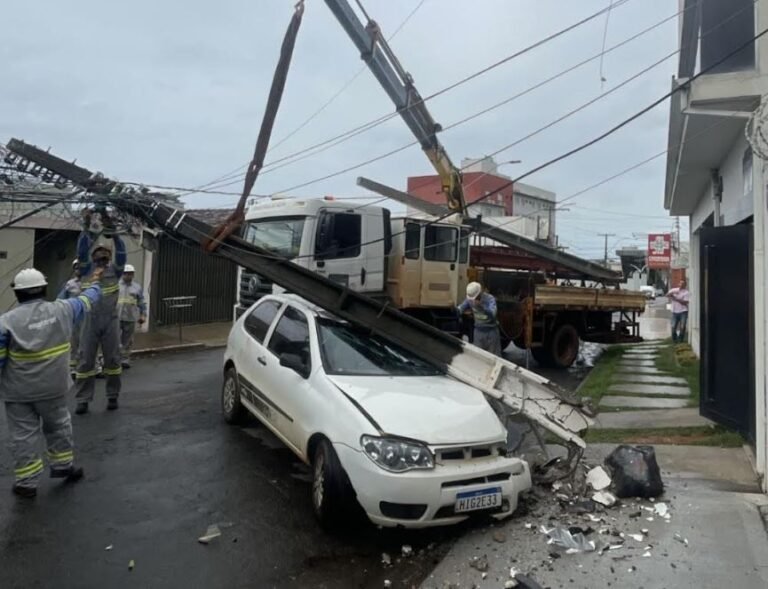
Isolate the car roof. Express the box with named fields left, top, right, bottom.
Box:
left=264, top=293, right=338, bottom=321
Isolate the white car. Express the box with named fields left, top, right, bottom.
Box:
left=222, top=294, right=532, bottom=529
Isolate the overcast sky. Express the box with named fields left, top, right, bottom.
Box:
left=1, top=0, right=685, bottom=259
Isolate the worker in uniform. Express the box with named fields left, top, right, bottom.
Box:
left=74, top=210, right=126, bottom=415
left=457, top=281, right=502, bottom=356
left=117, top=264, right=146, bottom=368
left=57, top=258, right=83, bottom=375
left=0, top=266, right=102, bottom=498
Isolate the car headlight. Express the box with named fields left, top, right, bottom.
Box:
left=360, top=435, right=434, bottom=472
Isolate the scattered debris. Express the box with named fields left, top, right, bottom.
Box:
left=105, top=545, right=113, bottom=551
left=628, top=533, right=644, bottom=542
left=586, top=466, right=611, bottom=490
left=493, top=530, right=508, bottom=543
left=383, top=580, right=392, bottom=588
left=592, top=491, right=617, bottom=507
left=673, top=533, right=689, bottom=546
left=605, top=445, right=664, bottom=498
left=654, top=502, right=668, bottom=517
left=128, top=560, right=135, bottom=571
left=541, top=526, right=596, bottom=553
left=524, top=523, right=534, bottom=529
left=198, top=524, right=222, bottom=545
left=504, top=581, right=518, bottom=588
left=469, top=555, right=489, bottom=572
left=401, top=545, right=413, bottom=557
left=381, top=553, right=392, bottom=567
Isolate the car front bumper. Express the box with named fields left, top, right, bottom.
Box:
left=334, top=443, right=532, bottom=528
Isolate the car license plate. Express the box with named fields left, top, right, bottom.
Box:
left=455, top=487, right=502, bottom=513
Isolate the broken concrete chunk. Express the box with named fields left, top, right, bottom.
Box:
left=493, top=530, right=507, bottom=543
left=592, top=491, right=617, bottom=507
left=604, top=445, right=664, bottom=498
left=198, top=524, right=222, bottom=545
left=542, top=526, right=596, bottom=553
left=381, top=553, right=392, bottom=566
left=673, top=533, right=689, bottom=546
left=383, top=581, right=392, bottom=588
left=128, top=560, right=135, bottom=571
left=401, top=545, right=413, bottom=557
left=469, top=554, right=489, bottom=572
left=586, top=466, right=611, bottom=490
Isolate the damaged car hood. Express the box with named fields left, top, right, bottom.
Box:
left=327, top=374, right=506, bottom=445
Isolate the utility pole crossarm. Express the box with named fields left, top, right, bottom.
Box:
left=358, top=176, right=623, bottom=284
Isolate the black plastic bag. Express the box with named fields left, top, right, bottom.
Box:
left=604, top=445, right=664, bottom=498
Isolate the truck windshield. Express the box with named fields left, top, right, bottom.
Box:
left=243, top=217, right=306, bottom=258
left=317, top=319, right=440, bottom=377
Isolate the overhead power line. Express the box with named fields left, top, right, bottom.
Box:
left=146, top=0, right=636, bottom=196
left=191, top=0, right=428, bottom=193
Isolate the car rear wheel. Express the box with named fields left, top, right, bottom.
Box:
left=312, top=438, right=354, bottom=530
left=222, top=367, right=247, bottom=425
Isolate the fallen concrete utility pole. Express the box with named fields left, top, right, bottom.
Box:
left=6, top=138, right=593, bottom=450
left=357, top=176, right=622, bottom=284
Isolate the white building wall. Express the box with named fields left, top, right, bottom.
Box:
left=0, top=228, right=35, bottom=311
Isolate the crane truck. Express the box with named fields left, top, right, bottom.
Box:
left=234, top=0, right=646, bottom=368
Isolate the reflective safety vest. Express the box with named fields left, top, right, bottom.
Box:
left=0, top=300, right=81, bottom=401
left=118, top=281, right=145, bottom=322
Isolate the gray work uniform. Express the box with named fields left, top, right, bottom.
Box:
left=0, top=285, right=101, bottom=488
left=76, top=263, right=122, bottom=402
left=458, top=292, right=502, bottom=356
left=118, top=280, right=145, bottom=366
left=59, top=277, right=82, bottom=368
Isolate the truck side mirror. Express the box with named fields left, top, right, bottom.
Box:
left=315, top=213, right=334, bottom=260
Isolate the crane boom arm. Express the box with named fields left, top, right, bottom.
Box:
left=324, top=0, right=465, bottom=212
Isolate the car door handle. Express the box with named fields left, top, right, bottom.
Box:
left=257, top=356, right=267, bottom=366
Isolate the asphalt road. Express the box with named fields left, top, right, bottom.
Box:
left=0, top=349, right=463, bottom=589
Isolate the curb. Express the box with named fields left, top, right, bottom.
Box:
left=132, top=342, right=226, bottom=357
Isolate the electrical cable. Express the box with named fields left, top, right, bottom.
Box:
left=143, top=0, right=637, bottom=196
left=182, top=0, right=428, bottom=194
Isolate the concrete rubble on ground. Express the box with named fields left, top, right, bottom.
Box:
left=422, top=445, right=676, bottom=588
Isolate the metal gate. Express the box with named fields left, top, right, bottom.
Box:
left=152, top=236, right=237, bottom=325
left=699, top=224, right=755, bottom=440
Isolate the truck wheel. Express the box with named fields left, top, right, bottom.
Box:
left=548, top=323, right=580, bottom=369
left=312, top=439, right=354, bottom=531
left=222, top=367, right=247, bottom=425
left=530, top=346, right=553, bottom=367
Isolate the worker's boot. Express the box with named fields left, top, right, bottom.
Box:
left=75, top=402, right=89, bottom=415
left=11, top=484, right=37, bottom=499
left=51, top=466, right=84, bottom=483
left=107, top=398, right=119, bottom=411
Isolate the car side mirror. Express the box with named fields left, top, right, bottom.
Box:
left=279, top=353, right=310, bottom=379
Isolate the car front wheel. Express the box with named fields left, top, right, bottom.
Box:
left=312, top=438, right=354, bottom=530
left=222, top=367, right=247, bottom=425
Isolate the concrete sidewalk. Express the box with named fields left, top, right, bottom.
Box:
left=423, top=445, right=768, bottom=589
left=133, top=321, right=230, bottom=354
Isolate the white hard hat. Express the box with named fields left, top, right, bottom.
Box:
left=466, top=281, right=482, bottom=300
left=12, top=268, right=48, bottom=290
left=124, top=264, right=135, bottom=273
left=72, top=258, right=79, bottom=267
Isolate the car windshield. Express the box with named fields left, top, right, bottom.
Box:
left=243, top=217, right=306, bottom=258
left=317, top=319, right=440, bottom=377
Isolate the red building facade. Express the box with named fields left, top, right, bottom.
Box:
left=406, top=172, right=514, bottom=215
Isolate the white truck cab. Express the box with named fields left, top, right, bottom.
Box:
left=234, top=197, right=467, bottom=335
